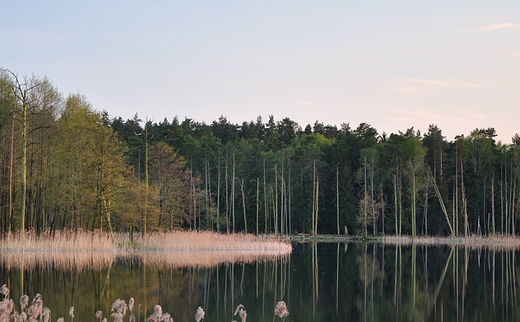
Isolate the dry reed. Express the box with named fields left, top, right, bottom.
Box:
left=234, top=304, right=247, bottom=322
left=274, top=300, right=289, bottom=318
left=0, top=230, right=292, bottom=270
left=195, top=306, right=205, bottom=322
left=0, top=230, right=117, bottom=252
left=0, top=230, right=292, bottom=253
left=127, top=230, right=292, bottom=252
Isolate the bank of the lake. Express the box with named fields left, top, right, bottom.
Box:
left=274, top=233, right=520, bottom=248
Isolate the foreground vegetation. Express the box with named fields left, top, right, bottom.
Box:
left=0, top=283, right=286, bottom=322
left=1, top=69, right=520, bottom=239
left=0, top=285, right=176, bottom=322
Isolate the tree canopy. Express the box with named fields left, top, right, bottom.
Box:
left=1, top=69, right=520, bottom=237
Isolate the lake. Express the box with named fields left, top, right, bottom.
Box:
left=0, top=242, right=518, bottom=321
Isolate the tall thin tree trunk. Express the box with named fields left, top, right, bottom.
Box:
left=274, top=163, right=278, bottom=235
left=312, top=161, right=316, bottom=235
left=264, top=157, right=268, bottom=234
left=191, top=159, right=195, bottom=230
left=423, top=185, right=429, bottom=236
left=380, top=185, right=385, bottom=235
left=225, top=149, right=229, bottom=233
left=313, top=160, right=319, bottom=235
left=217, top=151, right=221, bottom=232
left=280, top=165, right=285, bottom=235
left=492, top=172, right=495, bottom=235
left=461, top=157, right=468, bottom=237
left=501, top=160, right=505, bottom=234
left=205, top=155, right=209, bottom=230
left=315, top=177, right=319, bottom=235
left=21, top=89, right=27, bottom=240
left=208, top=160, right=212, bottom=230
left=399, top=172, right=403, bottom=236
left=455, top=146, right=459, bottom=237
left=9, top=116, right=15, bottom=233
left=283, top=178, right=288, bottom=235
left=363, top=156, right=368, bottom=236
left=336, top=164, right=340, bottom=235
left=281, top=153, right=285, bottom=235
left=394, top=174, right=398, bottom=236
left=256, top=178, right=259, bottom=235
left=411, top=164, right=416, bottom=238
left=288, top=161, right=292, bottom=235
left=143, top=125, right=149, bottom=237
left=370, top=155, right=376, bottom=236
left=511, top=164, right=516, bottom=236
left=241, top=178, right=247, bottom=233
left=232, top=150, right=236, bottom=233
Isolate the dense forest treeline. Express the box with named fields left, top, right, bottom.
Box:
left=1, top=70, right=520, bottom=238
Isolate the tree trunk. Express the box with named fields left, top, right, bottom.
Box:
left=336, top=164, right=340, bottom=235
left=217, top=150, right=221, bottom=232
left=225, top=149, right=229, bottom=233
left=232, top=150, right=236, bottom=233
left=21, top=89, right=27, bottom=239
left=394, top=174, right=398, bottom=236
left=363, top=156, right=368, bottom=236
left=264, top=156, right=268, bottom=234
left=241, top=178, right=247, bottom=233
left=491, top=172, right=495, bottom=235
left=274, top=163, right=278, bottom=235
left=8, top=116, right=15, bottom=233
left=461, top=157, right=469, bottom=236
left=143, top=125, right=149, bottom=237
left=256, top=178, right=259, bottom=235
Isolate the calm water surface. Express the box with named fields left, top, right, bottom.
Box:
left=0, top=243, right=518, bottom=321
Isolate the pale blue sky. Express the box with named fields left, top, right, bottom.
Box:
left=2, top=1, right=519, bottom=142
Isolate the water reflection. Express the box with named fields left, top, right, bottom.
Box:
left=1, top=243, right=520, bottom=321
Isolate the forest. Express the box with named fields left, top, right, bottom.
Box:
left=1, top=70, right=520, bottom=238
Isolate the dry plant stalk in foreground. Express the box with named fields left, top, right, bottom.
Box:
left=0, top=230, right=292, bottom=270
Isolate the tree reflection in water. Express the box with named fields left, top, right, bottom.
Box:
left=0, top=243, right=520, bottom=321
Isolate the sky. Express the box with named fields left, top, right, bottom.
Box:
left=1, top=1, right=519, bottom=143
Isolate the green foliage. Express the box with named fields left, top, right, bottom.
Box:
left=3, top=70, right=520, bottom=238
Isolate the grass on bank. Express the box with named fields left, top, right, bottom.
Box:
left=283, top=233, right=520, bottom=249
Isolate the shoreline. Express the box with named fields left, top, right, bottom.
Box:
left=272, top=233, right=520, bottom=248
left=3, top=230, right=520, bottom=252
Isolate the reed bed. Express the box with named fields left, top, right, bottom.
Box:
left=0, top=230, right=292, bottom=270
left=0, top=230, right=118, bottom=252
left=0, top=230, right=292, bottom=252
left=126, top=230, right=293, bottom=252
